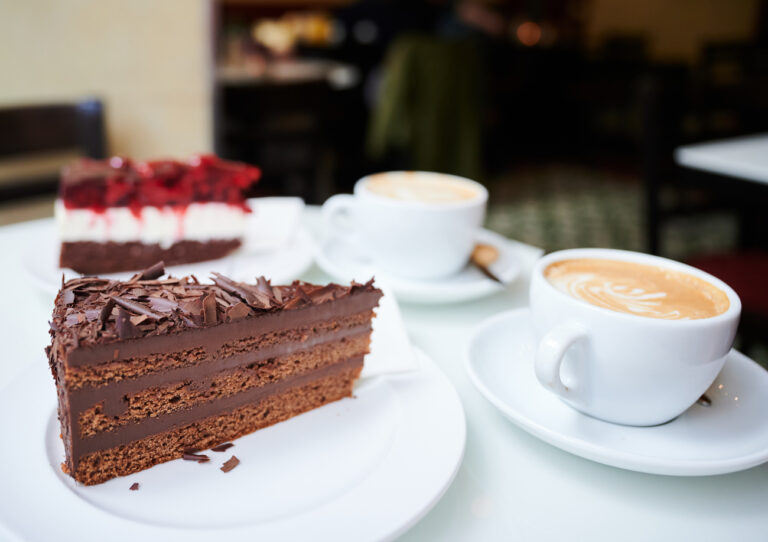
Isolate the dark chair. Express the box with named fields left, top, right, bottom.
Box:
left=639, top=70, right=767, bottom=256
left=0, top=99, right=106, bottom=200
left=640, top=69, right=768, bottom=356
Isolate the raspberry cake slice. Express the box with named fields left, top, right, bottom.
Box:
left=47, top=262, right=382, bottom=485
left=56, top=155, right=261, bottom=274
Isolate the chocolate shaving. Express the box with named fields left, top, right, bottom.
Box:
left=65, top=313, right=84, bottom=327
left=129, top=482, right=139, bottom=491
left=115, top=307, right=140, bottom=339
left=50, top=266, right=381, bottom=350
left=211, top=442, right=234, bottom=452
left=60, top=289, right=75, bottom=305
left=85, top=309, right=101, bottom=321
left=179, top=297, right=204, bottom=323
left=148, top=297, right=178, bottom=313
left=282, top=295, right=305, bottom=310
left=308, top=284, right=339, bottom=304
left=111, top=296, right=164, bottom=320
left=129, top=314, right=149, bottom=326
left=225, top=302, right=251, bottom=322
left=182, top=451, right=210, bottom=463
left=202, top=293, right=217, bottom=325
left=211, top=273, right=271, bottom=309
left=220, top=455, right=240, bottom=472
left=136, top=261, right=165, bottom=281
left=98, top=298, right=116, bottom=328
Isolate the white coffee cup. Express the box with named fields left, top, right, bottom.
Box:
left=321, top=171, right=488, bottom=279
left=530, top=248, right=741, bottom=426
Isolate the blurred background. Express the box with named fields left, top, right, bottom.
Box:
left=1, top=0, right=767, bottom=358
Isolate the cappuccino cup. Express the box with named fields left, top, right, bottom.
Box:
left=530, top=248, right=741, bottom=426
left=321, top=171, right=487, bottom=279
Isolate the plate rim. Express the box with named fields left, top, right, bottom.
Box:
left=465, top=308, right=768, bottom=476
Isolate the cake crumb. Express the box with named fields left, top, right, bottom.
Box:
left=221, top=456, right=240, bottom=473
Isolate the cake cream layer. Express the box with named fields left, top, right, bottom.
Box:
left=63, top=290, right=383, bottom=367
left=71, top=356, right=363, bottom=458
left=55, top=199, right=247, bottom=248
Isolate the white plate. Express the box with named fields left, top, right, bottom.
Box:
left=0, top=295, right=465, bottom=542
left=466, top=308, right=768, bottom=476
left=22, top=198, right=315, bottom=295
left=316, top=229, right=539, bottom=304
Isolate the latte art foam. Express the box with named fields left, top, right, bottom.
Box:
left=365, top=173, right=478, bottom=203
left=544, top=258, right=730, bottom=320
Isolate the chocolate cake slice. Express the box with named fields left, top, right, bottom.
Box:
left=56, top=155, right=261, bottom=274
left=47, top=263, right=382, bottom=485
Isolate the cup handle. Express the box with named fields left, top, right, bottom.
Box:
left=534, top=322, right=588, bottom=404
left=321, top=194, right=370, bottom=261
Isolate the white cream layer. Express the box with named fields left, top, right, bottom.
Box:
left=55, top=200, right=247, bottom=248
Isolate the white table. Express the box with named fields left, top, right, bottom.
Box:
left=675, top=133, right=768, bottom=183
left=1, top=208, right=767, bottom=541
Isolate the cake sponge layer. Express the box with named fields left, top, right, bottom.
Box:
left=60, top=239, right=241, bottom=274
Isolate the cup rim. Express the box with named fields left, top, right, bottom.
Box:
left=532, top=248, right=742, bottom=325
left=355, top=171, right=488, bottom=210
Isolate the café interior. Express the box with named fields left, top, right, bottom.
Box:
left=3, top=0, right=767, bottom=361
left=2, top=1, right=768, bottom=540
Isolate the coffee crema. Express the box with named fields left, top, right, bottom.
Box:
left=365, top=173, right=478, bottom=203
left=544, top=258, right=730, bottom=320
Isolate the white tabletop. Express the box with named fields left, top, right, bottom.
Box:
left=1, top=208, right=767, bottom=541
left=675, top=133, right=768, bottom=184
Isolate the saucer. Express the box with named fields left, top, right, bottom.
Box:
left=316, top=229, right=542, bottom=304
left=22, top=198, right=315, bottom=295
left=466, top=308, right=768, bottom=476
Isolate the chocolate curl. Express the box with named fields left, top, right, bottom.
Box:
left=128, top=261, right=165, bottom=283
left=110, top=296, right=164, bottom=320
left=115, top=307, right=141, bottom=339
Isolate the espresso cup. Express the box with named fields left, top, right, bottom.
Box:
left=530, top=248, right=741, bottom=426
left=321, top=171, right=488, bottom=279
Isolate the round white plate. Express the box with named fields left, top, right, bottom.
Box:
left=22, top=220, right=315, bottom=296
left=316, top=229, right=525, bottom=304
left=466, top=308, right=768, bottom=476
left=0, top=345, right=464, bottom=542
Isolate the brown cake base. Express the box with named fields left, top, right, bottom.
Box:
left=69, top=363, right=362, bottom=485
left=60, top=239, right=241, bottom=274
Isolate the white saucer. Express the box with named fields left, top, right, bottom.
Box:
left=466, top=308, right=768, bottom=476
left=316, top=228, right=541, bottom=304
left=0, top=294, right=465, bottom=542
left=22, top=198, right=315, bottom=295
